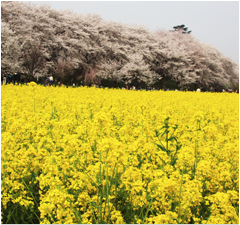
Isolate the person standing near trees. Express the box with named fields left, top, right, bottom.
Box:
left=7, top=74, right=12, bottom=84
left=3, top=74, right=7, bottom=84
left=130, top=81, right=133, bottom=89
left=49, top=76, right=53, bottom=86
left=45, top=77, right=50, bottom=86
left=137, top=81, right=141, bottom=90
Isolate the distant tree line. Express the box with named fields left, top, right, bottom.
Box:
left=1, top=1, right=239, bottom=90
left=172, top=24, right=192, bottom=34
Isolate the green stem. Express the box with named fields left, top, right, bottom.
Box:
left=21, top=177, right=39, bottom=208
left=6, top=204, right=18, bottom=224
left=142, top=192, right=154, bottom=224
left=106, top=164, right=110, bottom=223
left=99, top=151, right=103, bottom=222
left=86, top=188, right=97, bottom=223
left=177, top=163, right=185, bottom=223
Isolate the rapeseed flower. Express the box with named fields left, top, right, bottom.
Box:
left=1, top=84, right=238, bottom=224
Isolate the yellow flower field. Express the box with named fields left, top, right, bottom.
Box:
left=1, top=83, right=239, bottom=224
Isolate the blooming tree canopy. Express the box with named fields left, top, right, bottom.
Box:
left=1, top=1, right=238, bottom=87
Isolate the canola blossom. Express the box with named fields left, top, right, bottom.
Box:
left=1, top=83, right=239, bottom=224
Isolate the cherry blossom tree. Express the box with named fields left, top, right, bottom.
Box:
left=1, top=1, right=238, bottom=88
left=84, top=68, right=101, bottom=86
left=20, top=39, right=47, bottom=79
left=1, top=21, right=20, bottom=74
left=154, top=29, right=239, bottom=88
left=52, top=58, right=75, bottom=83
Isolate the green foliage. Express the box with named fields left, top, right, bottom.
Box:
left=154, top=117, right=182, bottom=167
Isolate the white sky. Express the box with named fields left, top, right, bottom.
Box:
left=21, top=1, right=239, bottom=63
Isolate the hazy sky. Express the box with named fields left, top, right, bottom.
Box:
left=22, top=1, right=239, bottom=63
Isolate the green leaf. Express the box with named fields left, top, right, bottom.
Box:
left=176, top=144, right=182, bottom=151
left=168, top=136, right=177, bottom=142
left=170, top=158, right=178, bottom=166
left=154, top=143, right=173, bottom=155
left=154, top=129, right=160, bottom=137
left=161, top=129, right=170, bottom=137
